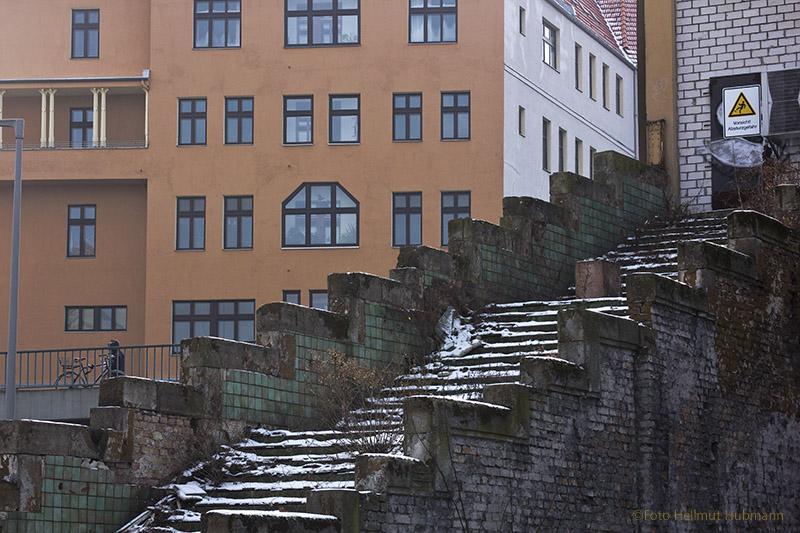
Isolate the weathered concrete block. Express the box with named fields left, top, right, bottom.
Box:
left=520, top=356, right=588, bottom=391
left=156, top=380, right=206, bottom=417
left=0, top=420, right=113, bottom=460
left=202, top=510, right=338, bottom=532
left=257, top=302, right=349, bottom=342
left=182, top=336, right=281, bottom=376
left=727, top=210, right=797, bottom=258
left=98, top=376, right=158, bottom=411
left=483, top=383, right=532, bottom=438
left=575, top=259, right=621, bottom=298
left=354, top=454, right=430, bottom=493
left=677, top=240, right=756, bottom=288
left=0, top=454, right=43, bottom=512
left=776, top=184, right=800, bottom=230
left=557, top=307, right=644, bottom=392
left=627, top=273, right=707, bottom=324
left=395, top=245, right=456, bottom=277
left=307, top=489, right=363, bottom=533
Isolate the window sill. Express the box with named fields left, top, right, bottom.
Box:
left=392, top=139, right=422, bottom=143
left=223, top=247, right=253, bottom=251
left=66, top=255, right=96, bottom=259
left=283, top=142, right=314, bottom=147
left=224, top=143, right=253, bottom=146
left=328, top=142, right=360, bottom=146
left=543, top=63, right=559, bottom=73
left=192, top=46, right=242, bottom=51
left=281, top=245, right=359, bottom=250
left=175, top=248, right=206, bottom=252
left=284, top=43, right=361, bottom=49
left=441, top=138, right=470, bottom=142
left=176, top=144, right=207, bottom=147
left=408, top=41, right=458, bottom=45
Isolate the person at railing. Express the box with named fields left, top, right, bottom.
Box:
left=108, top=339, right=126, bottom=374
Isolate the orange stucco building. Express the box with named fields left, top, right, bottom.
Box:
left=0, top=0, right=505, bottom=350
left=1, top=0, right=638, bottom=352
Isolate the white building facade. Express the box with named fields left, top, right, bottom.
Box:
left=503, top=0, right=638, bottom=200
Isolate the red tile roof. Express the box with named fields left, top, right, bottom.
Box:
left=561, top=0, right=637, bottom=64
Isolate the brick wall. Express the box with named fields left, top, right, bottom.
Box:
left=313, top=209, right=800, bottom=531
left=675, top=0, right=800, bottom=210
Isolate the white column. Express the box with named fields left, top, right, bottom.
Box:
left=0, top=90, right=5, bottom=149
left=39, top=89, right=47, bottom=148
left=91, top=88, right=100, bottom=148
left=99, top=88, right=109, bottom=147
left=47, top=89, right=56, bottom=148
left=143, top=86, right=149, bottom=148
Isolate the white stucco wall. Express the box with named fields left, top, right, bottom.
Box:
left=503, top=0, right=637, bottom=200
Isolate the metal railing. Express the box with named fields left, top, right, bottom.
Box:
left=0, top=140, right=148, bottom=150
left=0, top=344, right=179, bottom=390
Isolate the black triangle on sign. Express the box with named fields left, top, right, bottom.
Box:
left=728, top=92, right=756, bottom=117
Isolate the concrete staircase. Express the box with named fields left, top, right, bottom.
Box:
left=125, top=211, right=730, bottom=532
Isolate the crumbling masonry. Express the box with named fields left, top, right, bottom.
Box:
left=0, top=152, right=797, bottom=531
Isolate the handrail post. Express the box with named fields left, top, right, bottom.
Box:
left=1, top=118, right=24, bottom=420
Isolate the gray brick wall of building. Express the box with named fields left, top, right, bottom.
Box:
left=676, top=0, right=800, bottom=210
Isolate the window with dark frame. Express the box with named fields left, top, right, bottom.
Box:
left=194, top=0, right=241, bottom=48
left=283, top=290, right=301, bottom=305
left=393, top=192, right=422, bottom=247
left=309, top=290, right=328, bottom=310
left=575, top=43, right=583, bottom=91
left=589, top=146, right=596, bottom=179
left=72, top=9, right=99, bottom=59
left=282, top=182, right=359, bottom=247
left=67, top=205, right=96, bottom=258
left=393, top=93, right=422, bottom=141
left=284, top=95, right=313, bottom=144
left=558, top=128, right=567, bottom=172
left=518, top=106, right=526, bottom=137
left=70, top=108, right=94, bottom=148
left=602, top=63, right=610, bottom=109
left=178, top=98, right=207, bottom=146
left=224, top=196, right=253, bottom=250
left=441, top=91, right=469, bottom=140
left=225, top=97, right=253, bottom=145
left=519, top=6, right=526, bottom=35
left=329, top=94, right=360, bottom=143
left=65, top=306, right=126, bottom=332
left=575, top=138, right=583, bottom=176
left=542, top=20, right=557, bottom=70
left=172, top=300, right=255, bottom=344
left=176, top=197, right=206, bottom=251
left=589, top=54, right=596, bottom=100
left=616, top=75, right=623, bottom=116
left=441, top=191, right=470, bottom=246
left=542, top=118, right=551, bottom=171
left=285, top=0, right=360, bottom=47
left=409, top=0, right=457, bottom=43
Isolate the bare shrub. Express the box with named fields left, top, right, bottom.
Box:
left=310, top=349, right=403, bottom=454
left=728, top=149, right=800, bottom=216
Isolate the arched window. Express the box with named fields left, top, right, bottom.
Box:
left=282, top=183, right=359, bottom=247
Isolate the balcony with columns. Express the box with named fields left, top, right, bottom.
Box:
left=0, top=82, right=150, bottom=180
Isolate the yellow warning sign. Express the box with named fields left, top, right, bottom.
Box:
left=728, top=92, right=756, bottom=117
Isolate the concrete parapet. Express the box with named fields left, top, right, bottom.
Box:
left=182, top=336, right=282, bottom=376
left=627, top=273, right=708, bottom=324
left=98, top=376, right=205, bottom=419
left=557, top=307, right=645, bottom=392
left=354, top=454, right=432, bottom=494
left=306, top=489, right=363, bottom=533
left=678, top=240, right=756, bottom=288
left=776, top=184, right=800, bottom=230
left=257, top=302, right=349, bottom=342
left=0, top=420, right=122, bottom=461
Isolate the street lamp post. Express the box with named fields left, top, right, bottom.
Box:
left=1, top=118, right=24, bottom=420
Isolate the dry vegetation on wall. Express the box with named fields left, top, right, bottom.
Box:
left=729, top=145, right=800, bottom=216
left=309, top=349, right=403, bottom=454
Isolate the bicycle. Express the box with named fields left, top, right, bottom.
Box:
left=95, top=352, right=126, bottom=383
left=54, top=356, right=95, bottom=388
